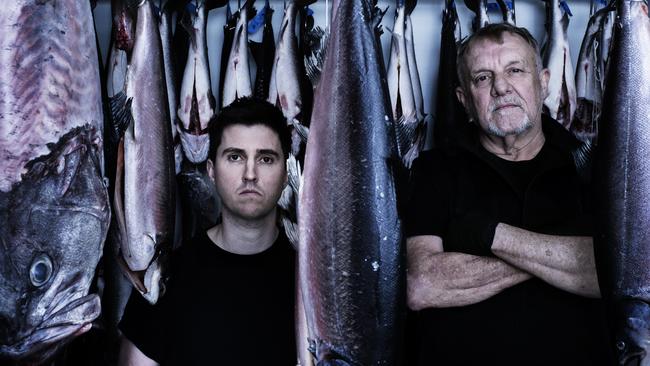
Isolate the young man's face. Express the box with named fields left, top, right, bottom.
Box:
left=209, top=124, right=287, bottom=221
left=456, top=32, right=550, bottom=138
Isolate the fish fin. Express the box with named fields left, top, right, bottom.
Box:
left=279, top=154, right=302, bottom=250
left=113, top=138, right=129, bottom=260
left=109, top=91, right=134, bottom=145
left=291, top=119, right=310, bottom=143
left=304, top=26, right=329, bottom=87
left=571, top=139, right=593, bottom=182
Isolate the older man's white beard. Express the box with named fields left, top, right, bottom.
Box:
left=485, top=96, right=534, bottom=137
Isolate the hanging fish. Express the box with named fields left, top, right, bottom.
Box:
left=541, top=0, right=577, bottom=129
left=158, top=0, right=183, bottom=173
left=496, top=0, right=516, bottom=25
left=595, top=1, right=650, bottom=364
left=222, top=1, right=254, bottom=107
left=177, top=0, right=216, bottom=164
left=249, top=0, right=275, bottom=100
left=218, top=2, right=237, bottom=109
left=0, top=0, right=110, bottom=362
left=571, top=3, right=614, bottom=146
left=434, top=0, right=467, bottom=149
left=298, top=0, right=404, bottom=364
left=465, top=0, right=490, bottom=31
left=404, top=4, right=424, bottom=124
left=111, top=0, right=176, bottom=305
left=386, top=3, right=426, bottom=168
left=268, top=0, right=316, bottom=156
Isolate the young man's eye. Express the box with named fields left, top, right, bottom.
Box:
left=227, top=154, right=242, bottom=162
left=260, top=156, right=275, bottom=164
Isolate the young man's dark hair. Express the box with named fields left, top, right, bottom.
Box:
left=208, top=97, right=292, bottom=161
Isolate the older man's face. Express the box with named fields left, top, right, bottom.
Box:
left=456, top=32, right=549, bottom=137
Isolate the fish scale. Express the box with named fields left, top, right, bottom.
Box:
left=595, top=0, right=650, bottom=364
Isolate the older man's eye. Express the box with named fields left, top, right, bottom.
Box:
left=473, top=74, right=491, bottom=87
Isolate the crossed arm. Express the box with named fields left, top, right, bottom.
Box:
left=406, top=223, right=600, bottom=311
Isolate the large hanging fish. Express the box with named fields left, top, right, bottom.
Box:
left=177, top=0, right=216, bottom=164
left=571, top=3, right=614, bottom=146
left=595, top=0, right=650, bottom=364
left=434, top=0, right=466, bottom=149
left=222, top=1, right=254, bottom=107
left=541, top=0, right=577, bottom=129
left=386, top=3, right=425, bottom=168
left=111, top=0, right=176, bottom=305
left=298, top=0, right=404, bottom=364
left=0, top=0, right=110, bottom=362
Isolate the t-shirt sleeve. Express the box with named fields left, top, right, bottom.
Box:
left=118, top=289, right=165, bottom=363
left=404, top=150, right=451, bottom=239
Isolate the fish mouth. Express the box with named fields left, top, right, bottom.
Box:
left=0, top=294, right=100, bottom=362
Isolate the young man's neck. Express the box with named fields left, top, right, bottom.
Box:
left=207, top=209, right=279, bottom=255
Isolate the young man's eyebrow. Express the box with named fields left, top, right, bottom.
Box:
left=221, top=147, right=245, bottom=156
left=256, top=149, right=281, bottom=157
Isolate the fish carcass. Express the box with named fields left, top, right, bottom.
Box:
left=571, top=4, right=614, bottom=145
left=386, top=3, right=425, bottom=168
left=222, top=1, right=253, bottom=107
left=0, top=0, right=110, bottom=362
left=434, top=0, right=466, bottom=149
left=298, top=0, right=405, bottom=364
left=249, top=0, right=276, bottom=100
left=112, top=0, right=176, bottom=304
left=496, top=0, right=516, bottom=25
left=178, top=0, right=216, bottom=164
left=465, top=0, right=490, bottom=31
left=159, top=0, right=183, bottom=173
left=594, top=1, right=650, bottom=364
left=268, top=0, right=315, bottom=156
left=542, top=0, right=577, bottom=129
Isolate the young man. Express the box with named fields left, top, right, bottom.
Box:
left=118, top=97, right=296, bottom=365
left=405, top=24, right=613, bottom=365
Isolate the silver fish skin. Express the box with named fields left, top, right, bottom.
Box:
left=542, top=0, right=577, bottom=129
left=118, top=0, right=175, bottom=304
left=159, top=1, right=182, bottom=173
left=178, top=0, right=215, bottom=164
left=571, top=5, right=613, bottom=144
left=0, top=126, right=110, bottom=363
left=298, top=0, right=404, bottom=364
left=404, top=12, right=424, bottom=122
left=222, top=4, right=252, bottom=107
left=386, top=5, right=425, bottom=169
left=595, top=1, right=650, bottom=364
left=268, top=0, right=302, bottom=123
left=0, top=0, right=104, bottom=192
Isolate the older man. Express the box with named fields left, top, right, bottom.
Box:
left=405, top=23, right=612, bottom=365
left=117, top=98, right=296, bottom=365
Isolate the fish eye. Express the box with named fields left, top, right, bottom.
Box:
left=29, top=254, right=53, bottom=287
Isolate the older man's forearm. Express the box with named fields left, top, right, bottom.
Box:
left=407, top=236, right=531, bottom=310
left=491, top=223, right=601, bottom=298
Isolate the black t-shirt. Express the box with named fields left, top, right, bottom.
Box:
left=405, top=118, right=613, bottom=365
left=119, top=229, right=297, bottom=366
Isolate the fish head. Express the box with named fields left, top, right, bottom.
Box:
left=0, top=127, right=110, bottom=363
